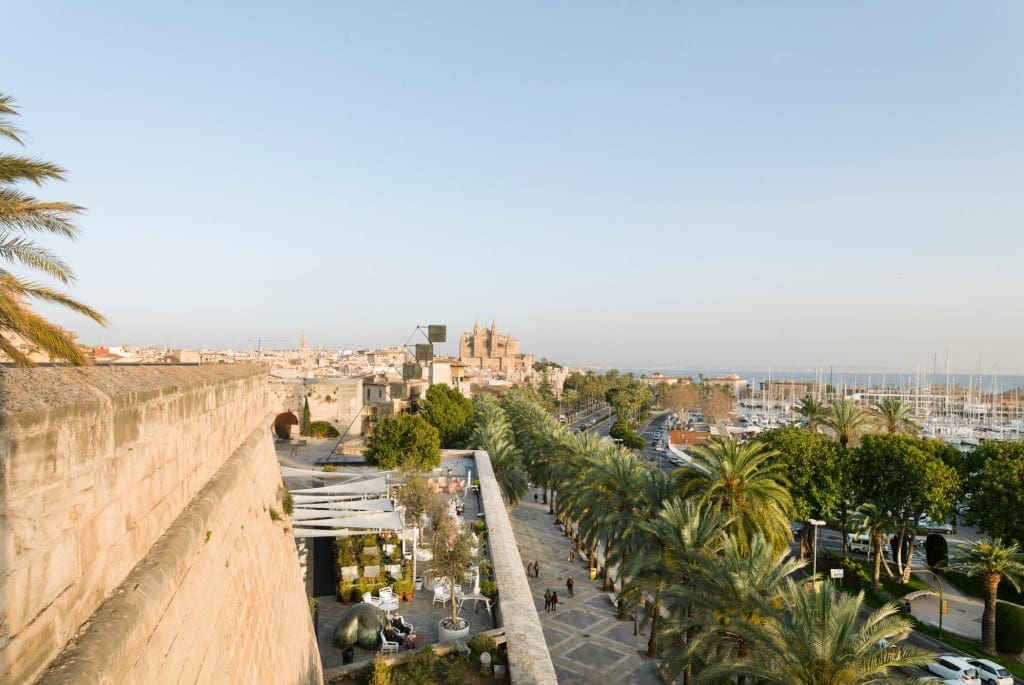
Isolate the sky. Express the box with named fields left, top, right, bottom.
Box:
left=6, top=2, right=1024, bottom=372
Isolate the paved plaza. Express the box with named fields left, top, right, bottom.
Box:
left=510, top=489, right=662, bottom=685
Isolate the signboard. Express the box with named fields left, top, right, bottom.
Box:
left=427, top=325, right=447, bottom=343
left=830, top=568, right=844, bottom=579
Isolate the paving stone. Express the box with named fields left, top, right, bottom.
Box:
left=562, top=642, right=630, bottom=670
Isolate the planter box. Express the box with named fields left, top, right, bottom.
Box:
left=438, top=618, right=470, bottom=642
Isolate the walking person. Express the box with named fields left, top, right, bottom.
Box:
left=568, top=546, right=575, bottom=563
left=566, top=577, right=574, bottom=597
left=526, top=560, right=535, bottom=578
left=534, top=560, right=540, bottom=578
left=544, top=589, right=552, bottom=612
left=551, top=590, right=559, bottom=613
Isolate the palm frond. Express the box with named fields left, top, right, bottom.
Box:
left=0, top=154, right=68, bottom=185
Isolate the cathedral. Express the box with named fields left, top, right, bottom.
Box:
left=458, top=321, right=535, bottom=383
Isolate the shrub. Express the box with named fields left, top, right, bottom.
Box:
left=480, top=580, right=498, bottom=598
left=925, top=533, right=948, bottom=570
left=310, top=420, right=340, bottom=438
left=996, top=601, right=1024, bottom=654
left=402, top=645, right=441, bottom=685
left=281, top=489, right=294, bottom=516
left=360, top=654, right=391, bottom=685
left=467, top=634, right=497, bottom=659
left=869, top=588, right=895, bottom=606
left=439, top=654, right=467, bottom=683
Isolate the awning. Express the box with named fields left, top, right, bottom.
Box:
left=281, top=466, right=357, bottom=479
left=293, top=511, right=405, bottom=531
left=290, top=478, right=388, bottom=496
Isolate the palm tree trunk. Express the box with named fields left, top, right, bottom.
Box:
left=647, top=595, right=661, bottom=657
left=982, top=572, right=1000, bottom=655
left=872, top=532, right=883, bottom=590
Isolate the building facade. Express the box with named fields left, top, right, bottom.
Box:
left=458, top=321, right=535, bottom=383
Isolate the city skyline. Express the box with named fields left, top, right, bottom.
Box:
left=7, top=3, right=1024, bottom=371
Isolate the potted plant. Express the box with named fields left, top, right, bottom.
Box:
left=339, top=579, right=353, bottom=605
left=432, top=517, right=477, bottom=642
left=480, top=580, right=498, bottom=599
left=394, top=575, right=414, bottom=601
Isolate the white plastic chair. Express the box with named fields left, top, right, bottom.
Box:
left=378, top=586, right=399, bottom=612
left=363, top=592, right=383, bottom=608
left=432, top=584, right=451, bottom=606
left=379, top=630, right=399, bottom=655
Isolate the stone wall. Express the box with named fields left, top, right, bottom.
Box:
left=269, top=377, right=364, bottom=437
left=0, top=365, right=321, bottom=684
left=471, top=450, right=557, bottom=684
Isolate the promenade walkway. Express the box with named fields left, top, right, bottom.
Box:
left=510, top=488, right=661, bottom=684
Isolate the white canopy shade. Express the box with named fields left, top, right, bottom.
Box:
left=290, top=478, right=388, bottom=496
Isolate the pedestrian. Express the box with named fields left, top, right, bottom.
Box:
left=568, top=546, right=575, bottom=563
left=534, top=492, right=539, bottom=503
left=544, top=589, right=552, bottom=612
left=526, top=560, right=534, bottom=577
left=551, top=591, right=559, bottom=612
left=534, top=560, right=540, bottom=578
left=566, top=577, right=574, bottom=597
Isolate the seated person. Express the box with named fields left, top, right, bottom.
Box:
left=391, top=614, right=414, bottom=636
left=384, top=625, right=414, bottom=649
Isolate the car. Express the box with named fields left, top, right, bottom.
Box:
left=920, top=516, right=953, bottom=535
left=925, top=654, right=981, bottom=684
left=846, top=533, right=873, bottom=555
left=967, top=658, right=1013, bottom=685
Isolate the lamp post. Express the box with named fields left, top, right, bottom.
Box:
left=808, top=519, right=826, bottom=583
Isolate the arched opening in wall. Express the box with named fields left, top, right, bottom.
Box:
left=273, top=411, right=299, bottom=440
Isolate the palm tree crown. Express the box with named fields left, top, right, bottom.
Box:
left=1, top=94, right=106, bottom=366
left=951, top=538, right=1024, bottom=655
left=678, top=437, right=795, bottom=554
left=698, top=581, right=931, bottom=684
left=796, top=396, right=828, bottom=433
left=824, top=399, right=872, bottom=448
left=872, top=398, right=920, bottom=436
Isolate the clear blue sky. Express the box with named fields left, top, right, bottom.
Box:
left=7, top=2, right=1023, bottom=372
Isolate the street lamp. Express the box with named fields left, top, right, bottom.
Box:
left=808, top=519, right=826, bottom=582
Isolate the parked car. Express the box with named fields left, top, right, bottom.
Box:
left=846, top=533, right=872, bottom=555
left=925, top=654, right=981, bottom=684
left=920, top=516, right=953, bottom=535
left=967, top=658, right=1013, bottom=685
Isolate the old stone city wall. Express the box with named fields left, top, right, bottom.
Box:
left=0, top=365, right=321, bottom=684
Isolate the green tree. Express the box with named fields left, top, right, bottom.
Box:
left=364, top=414, right=441, bottom=470
left=794, top=396, right=827, bottom=434
left=301, top=397, right=312, bottom=436
left=418, top=383, right=473, bottom=448
left=950, top=538, right=1024, bottom=655
left=0, top=93, right=106, bottom=365
left=677, top=437, right=795, bottom=555
left=660, top=533, right=805, bottom=683
left=964, top=441, right=1024, bottom=545
left=619, top=499, right=729, bottom=659
left=852, top=434, right=961, bottom=582
left=872, top=397, right=920, bottom=436
left=823, top=398, right=872, bottom=449
left=561, top=446, right=648, bottom=591
left=698, top=580, right=931, bottom=684
left=394, top=470, right=434, bottom=581
left=755, top=426, right=844, bottom=558
left=431, top=516, right=478, bottom=630
left=850, top=501, right=901, bottom=590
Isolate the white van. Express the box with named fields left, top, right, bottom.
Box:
left=846, top=533, right=872, bottom=555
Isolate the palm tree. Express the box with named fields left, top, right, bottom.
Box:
left=871, top=397, right=920, bottom=436
left=1, top=93, right=106, bottom=365
left=823, top=398, right=872, bottom=449
left=699, top=580, right=931, bottom=684
left=677, top=437, right=795, bottom=554
left=660, top=533, right=805, bottom=683
left=466, top=395, right=528, bottom=503
left=850, top=501, right=900, bottom=590
left=950, top=538, right=1024, bottom=655
left=619, top=499, right=729, bottom=660
left=564, top=446, right=647, bottom=591
left=795, top=395, right=828, bottom=433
